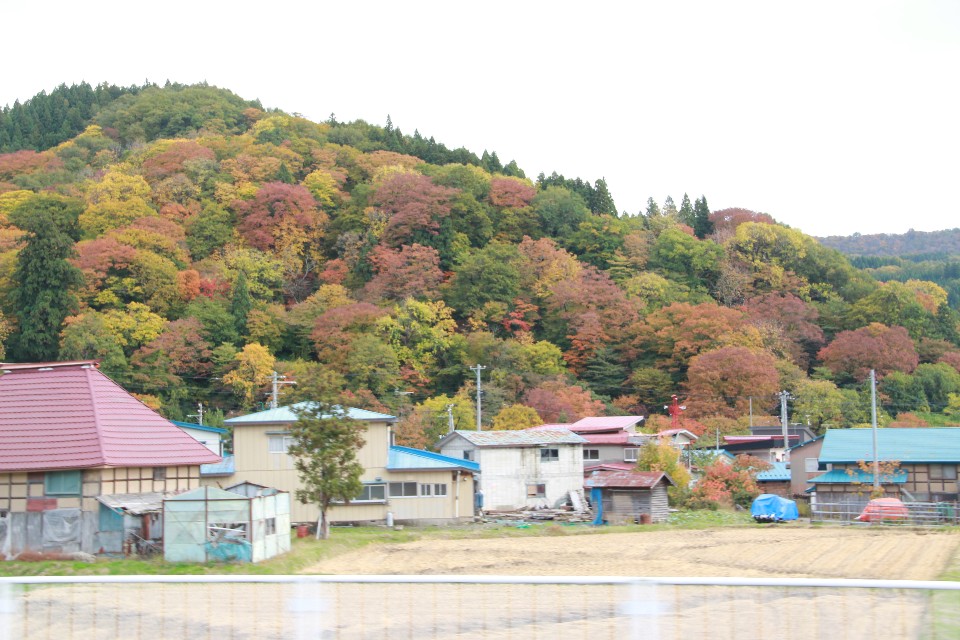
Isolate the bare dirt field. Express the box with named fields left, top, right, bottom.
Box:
left=303, top=524, right=960, bottom=580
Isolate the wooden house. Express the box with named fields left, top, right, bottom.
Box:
left=584, top=470, right=674, bottom=524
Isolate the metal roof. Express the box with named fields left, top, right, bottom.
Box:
left=819, top=428, right=960, bottom=463
left=0, top=362, right=220, bottom=471
left=569, top=416, right=644, bottom=432
left=98, top=491, right=184, bottom=515
left=444, top=429, right=587, bottom=447
left=224, top=402, right=396, bottom=425
left=809, top=468, right=908, bottom=484
left=584, top=470, right=674, bottom=489
left=172, top=420, right=227, bottom=435
left=756, top=461, right=791, bottom=482
left=200, top=454, right=235, bottom=477
left=580, top=432, right=647, bottom=445
left=387, top=446, right=479, bottom=472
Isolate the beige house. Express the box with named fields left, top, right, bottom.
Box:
left=210, top=403, right=478, bottom=525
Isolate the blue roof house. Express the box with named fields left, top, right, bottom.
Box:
left=810, top=428, right=960, bottom=503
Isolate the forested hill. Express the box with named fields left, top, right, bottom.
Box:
left=819, top=229, right=960, bottom=257
left=2, top=82, right=960, bottom=449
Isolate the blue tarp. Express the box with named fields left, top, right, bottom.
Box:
left=750, top=494, right=799, bottom=522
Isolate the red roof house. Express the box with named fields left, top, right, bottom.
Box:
left=0, top=361, right=219, bottom=557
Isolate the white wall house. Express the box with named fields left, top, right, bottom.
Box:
left=437, top=430, right=586, bottom=511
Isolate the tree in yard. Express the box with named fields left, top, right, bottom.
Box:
left=635, top=440, right=692, bottom=506
left=690, top=454, right=769, bottom=509
left=7, top=194, right=84, bottom=362
left=288, top=399, right=367, bottom=539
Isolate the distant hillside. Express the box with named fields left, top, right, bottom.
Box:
left=819, top=229, right=960, bottom=257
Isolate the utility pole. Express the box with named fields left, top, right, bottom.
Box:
left=268, top=371, right=296, bottom=409
left=469, top=364, right=486, bottom=431
left=871, top=369, right=879, bottom=491
left=779, top=390, right=791, bottom=462
left=187, top=402, right=204, bottom=426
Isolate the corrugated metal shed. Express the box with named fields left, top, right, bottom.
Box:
left=450, top=429, right=587, bottom=446
left=98, top=491, right=183, bottom=515
left=387, top=446, right=480, bottom=472
left=584, top=470, right=674, bottom=489
left=819, top=428, right=960, bottom=464
left=224, top=403, right=396, bottom=425
left=0, top=361, right=220, bottom=470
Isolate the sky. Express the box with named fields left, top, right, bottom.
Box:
left=3, top=1, right=959, bottom=237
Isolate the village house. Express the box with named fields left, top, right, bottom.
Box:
left=213, top=403, right=478, bottom=525
left=786, top=435, right=826, bottom=497
left=0, top=361, right=220, bottom=557
left=584, top=469, right=674, bottom=524
left=437, top=429, right=586, bottom=511
left=528, top=416, right=648, bottom=465
left=809, top=428, right=960, bottom=504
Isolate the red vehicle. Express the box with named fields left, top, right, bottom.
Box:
left=856, top=498, right=909, bottom=523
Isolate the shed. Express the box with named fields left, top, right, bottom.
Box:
left=163, top=486, right=290, bottom=563
left=584, top=470, right=674, bottom=524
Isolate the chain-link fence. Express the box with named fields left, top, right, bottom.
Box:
left=812, top=500, right=960, bottom=525
left=1, top=575, right=958, bottom=640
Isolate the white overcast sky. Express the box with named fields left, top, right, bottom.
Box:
left=3, top=1, right=958, bottom=237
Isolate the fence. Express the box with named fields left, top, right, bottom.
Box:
left=812, top=500, right=960, bottom=525
left=1, top=575, right=959, bottom=640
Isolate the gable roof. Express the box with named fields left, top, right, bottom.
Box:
left=584, top=470, right=674, bottom=489
left=819, top=428, right=960, bottom=464
left=172, top=420, right=227, bottom=435
left=442, top=429, right=587, bottom=447
left=568, top=416, right=644, bottom=432
left=224, top=402, right=396, bottom=425
left=387, top=446, right=479, bottom=472
left=0, top=362, right=220, bottom=471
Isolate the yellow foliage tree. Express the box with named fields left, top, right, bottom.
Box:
left=223, top=343, right=276, bottom=408
left=491, top=404, right=542, bottom=430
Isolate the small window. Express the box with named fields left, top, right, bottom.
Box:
left=389, top=482, right=418, bottom=497
left=804, top=458, right=819, bottom=473
left=540, top=448, right=559, bottom=462
left=526, top=483, right=546, bottom=498
left=420, top=483, right=433, bottom=496
left=584, top=449, right=600, bottom=461
left=153, top=467, right=167, bottom=481
left=268, top=435, right=294, bottom=453
left=265, top=517, right=277, bottom=536
left=356, top=484, right=386, bottom=502
left=45, top=471, right=82, bottom=496
left=463, top=450, right=474, bottom=461
left=931, top=465, right=958, bottom=480
left=420, top=483, right=447, bottom=497
left=623, top=448, right=639, bottom=463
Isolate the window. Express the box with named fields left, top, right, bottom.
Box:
left=268, top=435, right=294, bottom=453
left=153, top=467, right=167, bottom=481
left=463, top=450, right=474, bottom=461
left=931, top=465, right=958, bottom=480
left=45, top=470, right=82, bottom=496
left=420, top=483, right=447, bottom=497
left=540, top=448, right=559, bottom=462
left=355, top=484, right=386, bottom=502
left=804, top=458, right=820, bottom=473
left=389, top=482, right=418, bottom=497
left=265, top=517, right=277, bottom=536
left=623, top=448, right=639, bottom=463
left=584, top=449, right=600, bottom=461
left=526, top=483, right=546, bottom=498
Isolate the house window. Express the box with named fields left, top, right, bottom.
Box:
left=265, top=517, right=277, bottom=536
left=463, top=450, right=474, bottom=461
left=540, top=448, right=559, bottom=462
left=931, top=465, right=958, bottom=480
left=420, top=483, right=447, bottom=497
left=584, top=449, right=600, bottom=461
left=804, top=458, right=819, bottom=473
left=268, top=435, right=294, bottom=453
left=355, top=484, right=386, bottom=502
left=153, top=467, right=167, bottom=481
left=526, top=483, right=546, bottom=498
left=45, top=470, right=82, bottom=496
left=623, top=448, right=639, bottom=463
left=389, top=482, right=418, bottom=497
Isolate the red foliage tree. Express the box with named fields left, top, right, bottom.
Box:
left=311, top=303, right=388, bottom=365
left=632, top=302, right=746, bottom=373
left=488, top=177, right=536, bottom=209
left=709, top=208, right=776, bottom=234
left=360, top=244, right=445, bottom=302
left=685, top=346, right=780, bottom=419
left=523, top=378, right=606, bottom=423
left=741, top=292, right=824, bottom=367
left=234, top=182, right=327, bottom=251
left=372, top=173, right=457, bottom=248
left=132, top=317, right=214, bottom=383
left=141, top=141, right=216, bottom=183
left=817, top=323, right=919, bottom=382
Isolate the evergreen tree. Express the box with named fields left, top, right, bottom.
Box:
left=662, top=195, right=678, bottom=218
left=693, top=195, right=714, bottom=239
left=590, top=178, right=617, bottom=216
left=7, top=195, right=84, bottom=362
left=679, top=193, right=695, bottom=227
left=230, top=270, right=252, bottom=338
left=645, top=197, right=661, bottom=218
left=276, top=162, right=294, bottom=184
